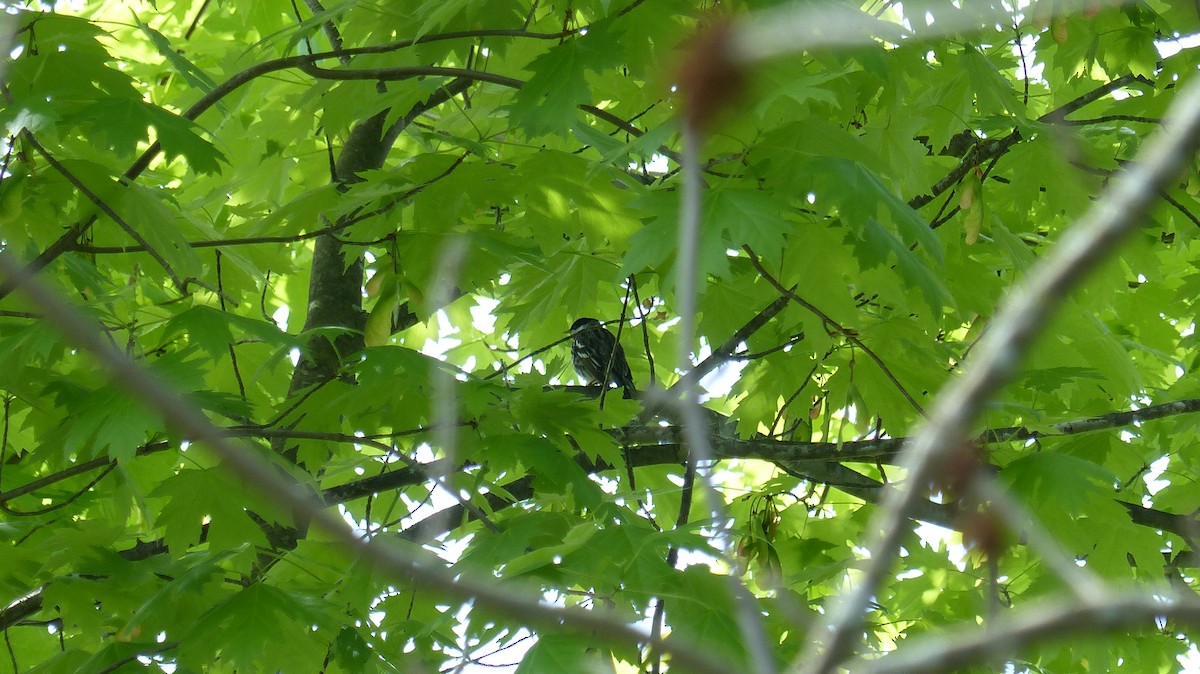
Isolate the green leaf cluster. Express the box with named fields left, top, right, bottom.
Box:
left=3, top=1, right=1200, bottom=673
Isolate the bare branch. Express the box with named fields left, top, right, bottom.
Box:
left=664, top=292, right=793, bottom=397
left=853, top=590, right=1200, bottom=674
left=909, top=74, right=1151, bottom=210
left=675, top=115, right=776, bottom=674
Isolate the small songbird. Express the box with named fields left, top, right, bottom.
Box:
left=569, top=317, right=636, bottom=397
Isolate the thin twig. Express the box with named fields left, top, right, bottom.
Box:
left=628, top=274, right=657, bottom=387
left=0, top=463, right=118, bottom=517
left=482, top=331, right=575, bottom=381
left=215, top=251, right=248, bottom=404
left=663, top=291, right=793, bottom=398
left=0, top=395, right=10, bottom=488
left=21, top=132, right=185, bottom=291
left=742, top=245, right=925, bottom=415
left=76, top=152, right=472, bottom=255
left=1059, top=114, right=1163, bottom=126
left=598, top=281, right=636, bottom=408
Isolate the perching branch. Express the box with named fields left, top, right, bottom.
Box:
left=9, top=391, right=1200, bottom=528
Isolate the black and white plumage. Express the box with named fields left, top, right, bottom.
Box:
left=569, top=317, right=635, bottom=396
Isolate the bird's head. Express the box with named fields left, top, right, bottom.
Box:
left=568, top=317, right=602, bottom=335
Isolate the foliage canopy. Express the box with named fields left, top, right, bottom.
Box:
left=3, top=1, right=1200, bottom=672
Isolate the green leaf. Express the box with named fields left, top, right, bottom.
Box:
left=79, top=98, right=225, bottom=173
left=854, top=217, right=950, bottom=316
left=121, top=183, right=205, bottom=281
left=51, top=380, right=163, bottom=462
left=625, top=190, right=732, bottom=284
left=134, top=18, right=220, bottom=95
left=708, top=189, right=790, bottom=253
left=1001, top=453, right=1118, bottom=515
left=331, top=625, right=374, bottom=671
left=180, top=585, right=333, bottom=673
left=516, top=635, right=616, bottom=674
left=149, top=468, right=271, bottom=553
left=962, top=45, right=1027, bottom=121
left=141, top=103, right=227, bottom=174
left=815, top=158, right=943, bottom=263
left=459, top=509, right=577, bottom=572
left=121, top=549, right=240, bottom=641
left=503, top=520, right=601, bottom=576
left=510, top=26, right=619, bottom=137
left=510, top=42, right=591, bottom=136
left=663, top=567, right=747, bottom=667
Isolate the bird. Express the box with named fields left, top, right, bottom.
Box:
left=568, top=317, right=636, bottom=397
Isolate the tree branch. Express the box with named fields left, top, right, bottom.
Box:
left=853, top=590, right=1200, bottom=674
